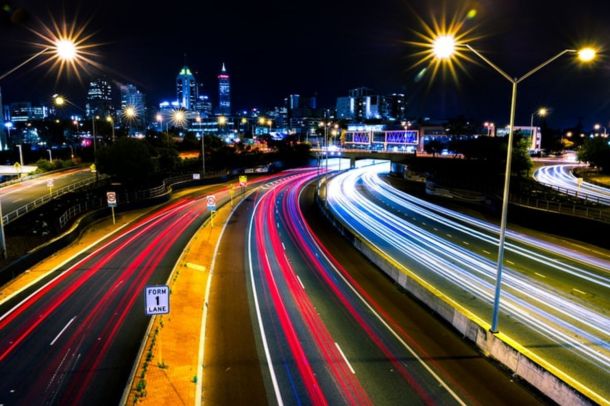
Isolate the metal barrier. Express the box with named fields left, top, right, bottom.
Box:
left=1, top=175, right=103, bottom=226
left=510, top=194, right=610, bottom=223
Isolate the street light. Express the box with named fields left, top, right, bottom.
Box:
left=0, top=38, right=79, bottom=81
left=196, top=116, right=205, bottom=177
left=594, top=123, right=607, bottom=137
left=484, top=122, right=495, bottom=137
left=217, top=115, right=227, bottom=134
left=106, top=116, right=116, bottom=142
left=53, top=94, right=99, bottom=180
left=431, top=33, right=596, bottom=333
left=530, top=107, right=548, bottom=128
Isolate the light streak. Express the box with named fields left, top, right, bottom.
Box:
left=326, top=164, right=610, bottom=385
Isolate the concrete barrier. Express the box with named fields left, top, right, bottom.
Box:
left=317, top=194, right=598, bottom=406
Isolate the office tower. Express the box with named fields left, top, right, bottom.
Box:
left=177, top=66, right=198, bottom=110
left=217, top=63, right=231, bottom=115
left=86, top=78, right=113, bottom=117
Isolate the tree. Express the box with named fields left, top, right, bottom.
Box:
left=424, top=139, right=444, bottom=157
left=97, top=138, right=156, bottom=185
left=577, top=137, right=610, bottom=173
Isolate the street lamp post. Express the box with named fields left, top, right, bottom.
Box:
left=196, top=116, right=205, bottom=178
left=432, top=35, right=596, bottom=333
left=530, top=107, right=548, bottom=128
left=0, top=196, right=6, bottom=259
left=53, top=95, right=99, bottom=181
left=47, top=149, right=52, bottom=161
left=106, top=116, right=116, bottom=142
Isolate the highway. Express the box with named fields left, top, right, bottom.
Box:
left=0, top=185, right=221, bottom=404
left=226, top=168, right=545, bottom=404
left=533, top=164, right=610, bottom=205
left=325, top=163, right=610, bottom=401
left=0, top=167, right=96, bottom=222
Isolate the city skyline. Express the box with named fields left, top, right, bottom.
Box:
left=0, top=0, right=610, bottom=128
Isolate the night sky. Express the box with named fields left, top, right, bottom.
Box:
left=1, top=0, right=610, bottom=128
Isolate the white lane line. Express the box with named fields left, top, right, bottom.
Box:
left=296, top=275, right=306, bottom=290
left=462, top=241, right=470, bottom=246
left=247, top=193, right=284, bottom=406
left=433, top=227, right=439, bottom=232
left=506, top=260, right=515, bottom=266
left=573, top=288, right=586, bottom=295
left=50, top=317, right=76, bottom=346
left=281, top=242, right=286, bottom=251
left=482, top=250, right=491, bottom=255
left=335, top=342, right=355, bottom=374
left=535, top=272, right=546, bottom=279
left=446, top=234, right=452, bottom=238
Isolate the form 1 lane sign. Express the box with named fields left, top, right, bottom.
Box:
left=145, top=285, right=170, bottom=315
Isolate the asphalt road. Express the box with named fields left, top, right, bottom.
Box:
left=300, top=178, right=546, bottom=405
left=0, top=186, right=217, bottom=405
left=235, top=168, right=545, bottom=404
left=326, top=163, right=610, bottom=401
left=0, top=167, right=96, bottom=216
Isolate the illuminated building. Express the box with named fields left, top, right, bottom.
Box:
left=86, top=78, right=113, bottom=117
left=217, top=63, right=231, bottom=115
left=177, top=66, right=198, bottom=110
left=120, top=84, right=146, bottom=127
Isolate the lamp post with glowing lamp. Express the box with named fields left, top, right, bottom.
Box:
left=430, top=32, right=596, bottom=333
left=106, top=116, right=116, bottom=142
left=0, top=38, right=78, bottom=81
left=196, top=116, right=205, bottom=177
left=53, top=94, right=99, bottom=180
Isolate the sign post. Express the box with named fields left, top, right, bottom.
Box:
left=206, top=195, right=217, bottom=227
left=107, top=191, right=117, bottom=224
left=47, top=179, right=54, bottom=197
left=239, top=175, right=247, bottom=193
left=145, top=285, right=170, bottom=367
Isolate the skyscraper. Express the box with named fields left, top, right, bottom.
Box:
left=86, top=78, right=113, bottom=117
left=176, top=66, right=198, bottom=110
left=217, top=63, right=231, bottom=116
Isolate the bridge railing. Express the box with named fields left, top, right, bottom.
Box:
left=510, top=194, right=610, bottom=223
left=1, top=175, right=103, bottom=226
left=533, top=181, right=610, bottom=206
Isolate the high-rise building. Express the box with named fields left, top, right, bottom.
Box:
left=194, top=95, right=213, bottom=117
left=217, top=63, right=231, bottom=115
left=386, top=93, right=407, bottom=121
left=86, top=78, right=113, bottom=117
left=120, top=84, right=146, bottom=126
left=176, top=66, right=198, bottom=110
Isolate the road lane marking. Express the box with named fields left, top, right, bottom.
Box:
left=535, top=272, right=546, bottom=279
left=446, top=234, right=453, bottom=238
left=281, top=242, right=286, bottom=251
left=186, top=262, right=206, bottom=272
left=573, top=288, right=586, bottom=295
left=483, top=250, right=491, bottom=255
left=335, top=342, right=355, bottom=374
left=297, top=275, right=306, bottom=290
left=506, top=260, right=515, bottom=266
left=50, top=317, right=76, bottom=346
left=462, top=241, right=470, bottom=246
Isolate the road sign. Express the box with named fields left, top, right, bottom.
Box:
left=90, top=163, right=97, bottom=173
left=239, top=175, right=247, bottom=187
left=107, top=191, right=117, bottom=207
left=206, top=195, right=216, bottom=210
left=145, top=285, right=170, bottom=315
left=192, top=173, right=201, bottom=180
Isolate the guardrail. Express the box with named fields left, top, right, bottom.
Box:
left=1, top=175, right=103, bottom=226
left=534, top=181, right=610, bottom=206
left=510, top=193, right=610, bottom=224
